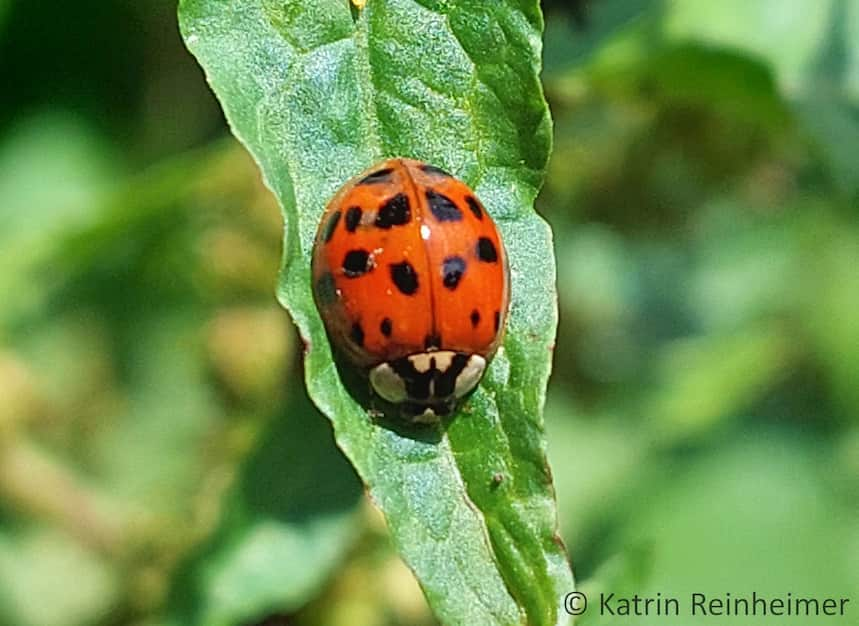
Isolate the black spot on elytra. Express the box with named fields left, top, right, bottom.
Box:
left=442, top=255, right=466, bottom=290
left=315, top=272, right=337, bottom=305
left=426, top=190, right=463, bottom=222
left=345, top=206, right=362, bottom=232
left=375, top=193, right=411, bottom=229
left=420, top=164, right=451, bottom=177
left=350, top=322, right=365, bottom=347
left=424, top=333, right=442, bottom=350
left=380, top=317, right=393, bottom=337
left=343, top=249, right=371, bottom=277
left=477, top=237, right=498, bottom=263
left=470, top=309, right=481, bottom=328
left=359, top=167, right=394, bottom=185
left=466, top=196, right=484, bottom=220
left=390, top=261, right=418, bottom=295
left=322, top=210, right=341, bottom=242
left=494, top=310, right=501, bottom=332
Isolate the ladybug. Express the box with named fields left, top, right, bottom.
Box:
left=311, top=158, right=510, bottom=421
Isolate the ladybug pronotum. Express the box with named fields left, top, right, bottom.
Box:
left=311, top=158, right=510, bottom=421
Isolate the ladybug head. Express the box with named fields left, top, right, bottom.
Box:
left=369, top=350, right=486, bottom=422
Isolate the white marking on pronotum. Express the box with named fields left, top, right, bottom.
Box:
left=369, top=362, right=407, bottom=403
left=455, top=355, right=485, bottom=398
left=370, top=351, right=486, bottom=409
left=408, top=353, right=433, bottom=373
left=431, top=351, right=453, bottom=371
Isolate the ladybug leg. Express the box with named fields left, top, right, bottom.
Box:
left=365, top=379, right=386, bottom=420
left=434, top=399, right=456, bottom=416
left=366, top=406, right=385, bottom=420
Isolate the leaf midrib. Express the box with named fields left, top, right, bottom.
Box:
left=351, top=7, right=385, bottom=165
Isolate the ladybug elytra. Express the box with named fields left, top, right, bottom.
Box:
left=311, top=158, right=509, bottom=421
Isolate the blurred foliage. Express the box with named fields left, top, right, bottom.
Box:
left=1, top=1, right=857, bottom=626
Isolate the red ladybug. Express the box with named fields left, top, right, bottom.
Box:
left=311, top=158, right=509, bottom=420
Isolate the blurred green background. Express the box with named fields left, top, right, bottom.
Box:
left=1, top=1, right=857, bottom=625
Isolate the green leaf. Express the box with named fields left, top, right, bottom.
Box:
left=664, top=0, right=835, bottom=92
left=166, top=379, right=363, bottom=626
left=0, top=113, right=117, bottom=328
left=0, top=527, right=117, bottom=626
left=663, top=0, right=859, bottom=196
left=178, top=1, right=572, bottom=624
left=543, top=0, right=655, bottom=76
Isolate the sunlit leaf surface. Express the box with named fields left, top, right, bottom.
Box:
left=179, top=1, right=573, bottom=624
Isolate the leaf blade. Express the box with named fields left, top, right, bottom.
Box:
left=179, top=1, right=572, bottom=623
